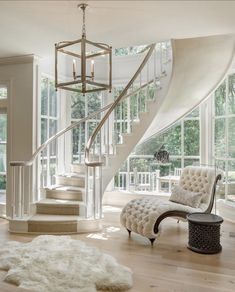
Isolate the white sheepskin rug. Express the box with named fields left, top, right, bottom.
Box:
left=0, top=235, right=133, bottom=292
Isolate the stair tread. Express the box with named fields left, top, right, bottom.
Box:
left=36, top=199, right=85, bottom=206
left=46, top=185, right=85, bottom=192
left=57, top=173, right=85, bottom=178
left=29, top=214, right=86, bottom=222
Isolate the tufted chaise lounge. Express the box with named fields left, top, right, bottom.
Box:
left=120, top=166, right=222, bottom=245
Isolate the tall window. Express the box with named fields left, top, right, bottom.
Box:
left=41, top=77, right=59, bottom=184
left=136, top=107, right=200, bottom=170
left=115, top=107, right=200, bottom=190
left=71, top=91, right=101, bottom=162
left=213, top=73, right=235, bottom=202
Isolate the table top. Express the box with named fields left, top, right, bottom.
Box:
left=158, top=175, right=180, bottom=181
left=187, top=213, right=223, bottom=224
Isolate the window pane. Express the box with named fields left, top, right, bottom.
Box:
left=214, top=118, right=226, bottom=157
left=214, top=81, right=226, bottom=116
left=41, top=118, right=48, bottom=143
left=49, top=120, right=57, bottom=137
left=184, top=120, right=200, bottom=156
left=169, top=158, right=182, bottom=171
left=227, top=161, right=235, bottom=202
left=115, top=44, right=147, bottom=56
left=0, top=174, right=6, bottom=191
left=88, top=92, right=101, bottom=113
left=72, top=124, right=85, bottom=161
left=228, top=73, right=235, bottom=115
left=184, top=158, right=200, bottom=167
left=41, top=78, right=48, bottom=115
left=0, top=145, right=6, bottom=173
left=71, top=92, right=85, bottom=119
left=49, top=120, right=57, bottom=156
left=130, top=157, right=153, bottom=172
left=0, top=114, right=7, bottom=141
left=228, top=117, right=235, bottom=158
left=0, top=87, right=7, bottom=99
left=164, top=123, right=181, bottom=155
left=49, top=81, right=57, bottom=117
left=186, top=107, right=199, bottom=118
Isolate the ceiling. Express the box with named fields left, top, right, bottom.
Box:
left=0, top=0, right=235, bottom=58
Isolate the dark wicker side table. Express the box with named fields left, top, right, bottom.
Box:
left=186, top=213, right=223, bottom=254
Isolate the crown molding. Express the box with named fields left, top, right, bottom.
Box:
left=0, top=54, right=40, bottom=66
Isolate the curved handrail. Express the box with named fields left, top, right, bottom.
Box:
left=10, top=77, right=155, bottom=167
left=85, top=43, right=156, bottom=167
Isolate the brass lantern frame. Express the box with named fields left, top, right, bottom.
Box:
left=55, top=3, right=112, bottom=94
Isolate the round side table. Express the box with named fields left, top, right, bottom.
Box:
left=186, top=213, right=223, bottom=254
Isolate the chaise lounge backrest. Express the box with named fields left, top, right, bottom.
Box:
left=179, top=166, right=222, bottom=212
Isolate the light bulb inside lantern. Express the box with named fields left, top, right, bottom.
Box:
left=91, top=60, right=95, bottom=80
left=72, top=59, right=77, bottom=80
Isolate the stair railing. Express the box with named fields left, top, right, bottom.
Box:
left=9, top=41, right=171, bottom=220
left=85, top=41, right=172, bottom=219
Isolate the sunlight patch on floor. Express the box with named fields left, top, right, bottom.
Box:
left=103, top=205, right=122, bottom=213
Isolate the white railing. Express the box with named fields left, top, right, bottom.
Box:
left=9, top=41, right=172, bottom=220
left=115, top=169, right=160, bottom=192
left=85, top=42, right=172, bottom=218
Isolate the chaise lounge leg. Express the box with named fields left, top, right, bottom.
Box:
left=149, top=238, right=156, bottom=246
left=127, top=229, right=131, bottom=236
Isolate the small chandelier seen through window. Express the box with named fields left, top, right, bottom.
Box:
left=55, top=3, right=112, bottom=94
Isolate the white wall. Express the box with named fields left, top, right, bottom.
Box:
left=0, top=55, right=39, bottom=217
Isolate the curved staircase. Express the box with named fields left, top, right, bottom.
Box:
left=9, top=42, right=173, bottom=233
left=8, top=35, right=235, bottom=234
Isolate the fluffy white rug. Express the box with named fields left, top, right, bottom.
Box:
left=0, top=235, right=132, bottom=292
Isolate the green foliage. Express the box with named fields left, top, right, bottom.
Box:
left=0, top=175, right=6, bottom=190
left=228, top=74, right=235, bottom=115
left=214, top=80, right=226, bottom=116
left=115, top=45, right=147, bottom=56
left=184, top=120, right=200, bottom=156
left=71, top=91, right=101, bottom=119
left=0, top=114, right=7, bottom=142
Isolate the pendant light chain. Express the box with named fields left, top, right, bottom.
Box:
left=82, top=5, right=86, bottom=38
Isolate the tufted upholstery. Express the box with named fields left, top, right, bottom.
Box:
left=120, top=166, right=219, bottom=239
left=179, top=166, right=216, bottom=204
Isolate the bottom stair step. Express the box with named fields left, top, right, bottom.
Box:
left=28, top=214, right=102, bottom=234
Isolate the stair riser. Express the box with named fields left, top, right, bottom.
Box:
left=71, top=164, right=86, bottom=174
left=27, top=219, right=102, bottom=234
left=28, top=222, right=78, bottom=233
left=46, top=190, right=83, bottom=201
left=56, top=177, right=85, bottom=187
left=36, top=205, right=80, bottom=215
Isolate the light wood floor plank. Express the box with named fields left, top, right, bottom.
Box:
left=0, top=207, right=235, bottom=292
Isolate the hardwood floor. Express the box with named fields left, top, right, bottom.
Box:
left=0, top=206, right=235, bottom=292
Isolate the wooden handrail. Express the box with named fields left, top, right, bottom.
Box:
left=85, top=44, right=156, bottom=167
left=10, top=78, right=154, bottom=167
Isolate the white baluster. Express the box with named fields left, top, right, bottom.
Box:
left=107, top=116, right=110, bottom=157
left=160, top=42, right=163, bottom=75
left=99, top=166, right=102, bottom=219
left=92, top=167, right=96, bottom=219
left=28, top=165, right=31, bottom=216
left=85, top=165, right=88, bottom=218
left=18, top=166, right=22, bottom=218
left=12, top=166, right=16, bottom=218
left=21, top=166, right=25, bottom=217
